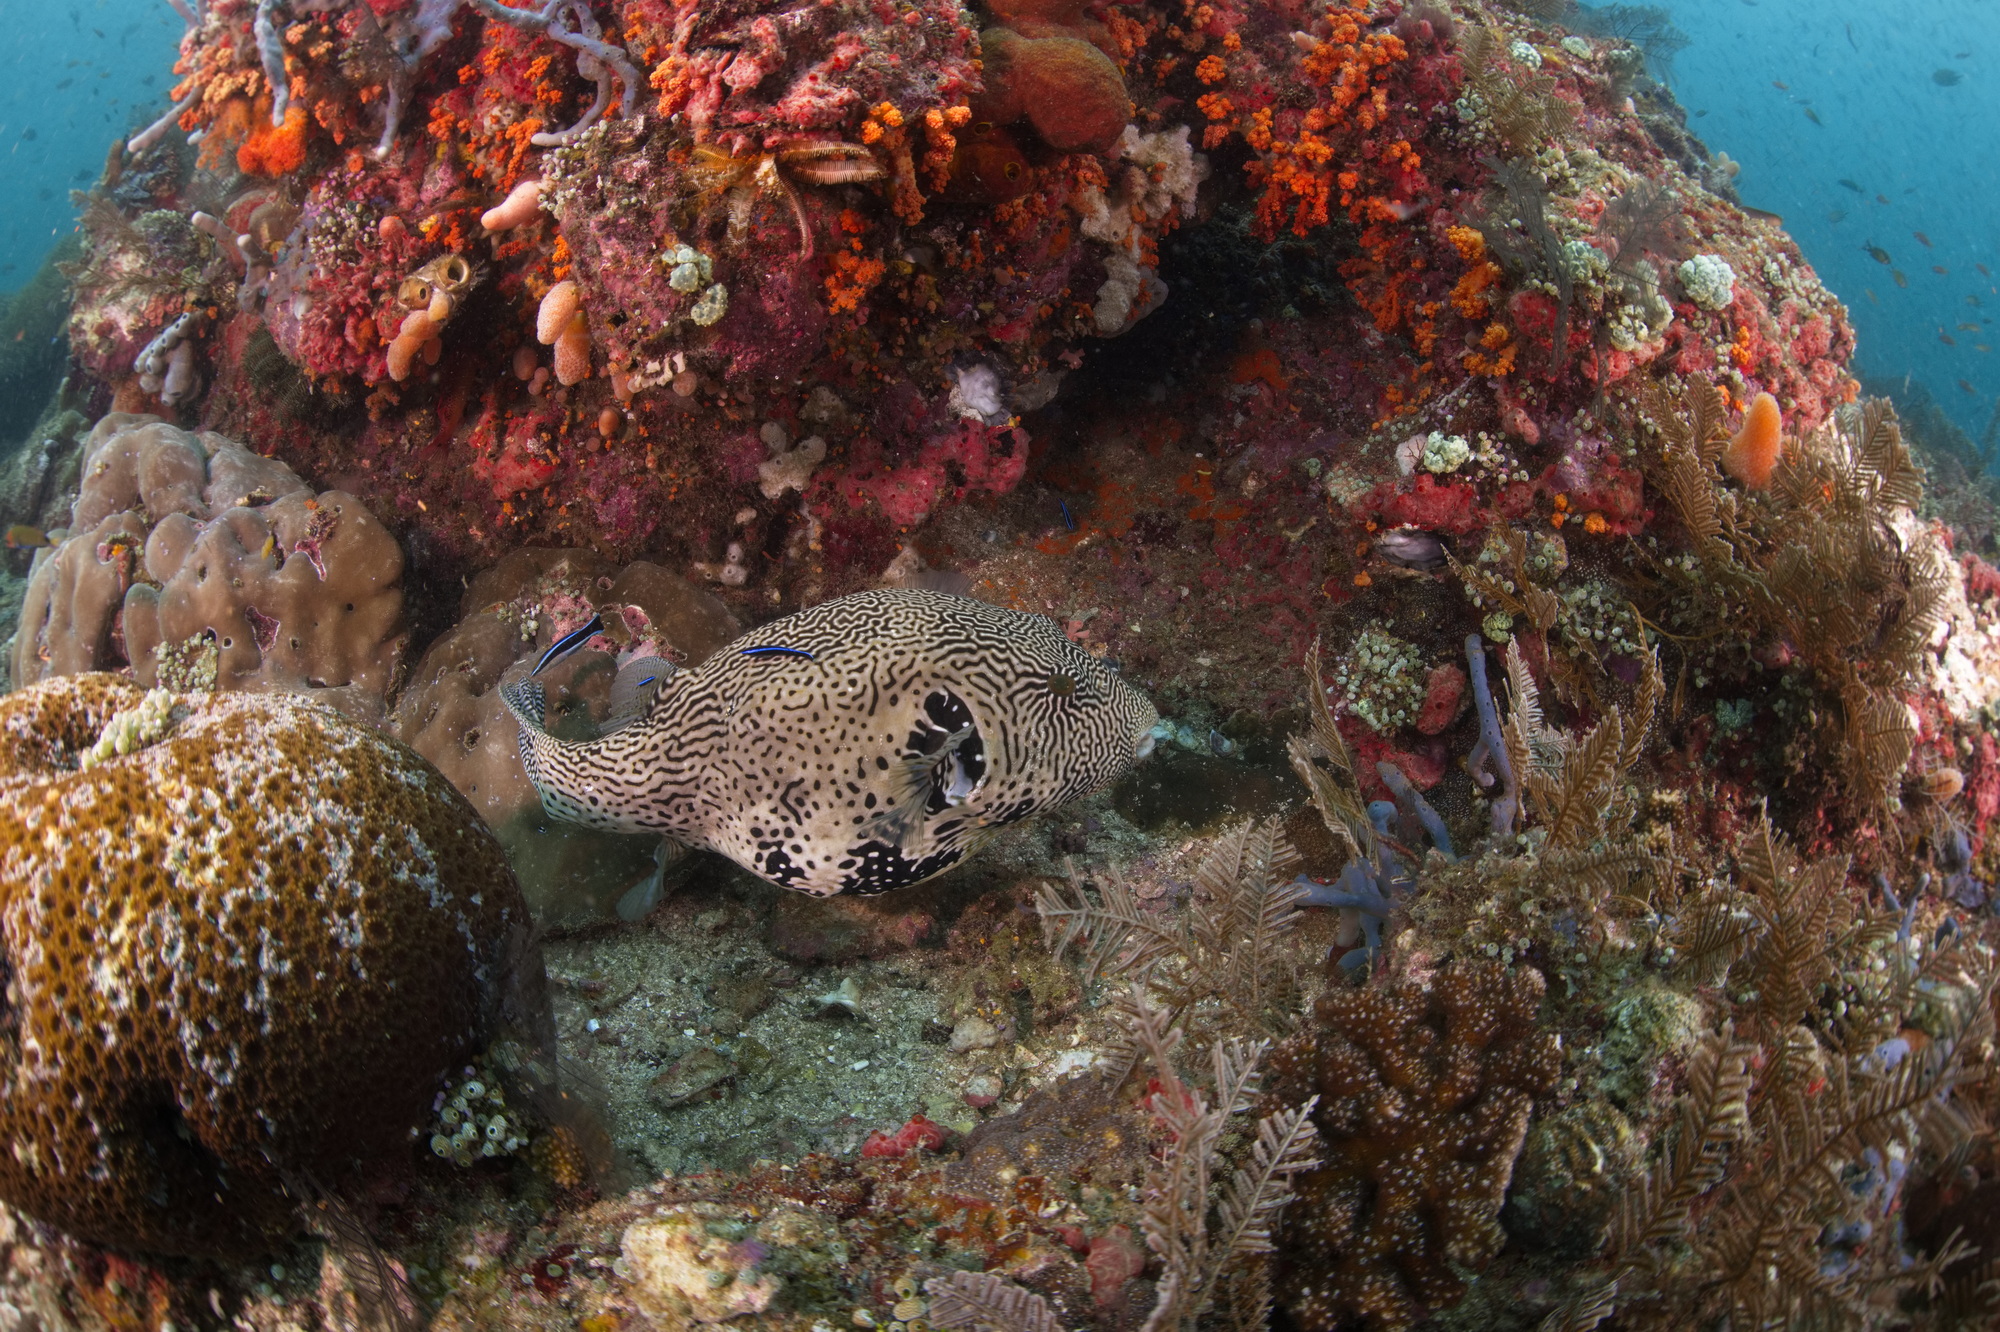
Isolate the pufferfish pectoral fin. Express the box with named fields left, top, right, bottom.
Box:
left=860, top=724, right=974, bottom=858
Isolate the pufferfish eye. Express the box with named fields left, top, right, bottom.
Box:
left=1046, top=672, right=1076, bottom=698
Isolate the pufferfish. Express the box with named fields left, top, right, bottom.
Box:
left=501, top=589, right=1160, bottom=896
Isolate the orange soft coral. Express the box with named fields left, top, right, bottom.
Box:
left=1723, top=391, right=1784, bottom=488
left=237, top=102, right=308, bottom=177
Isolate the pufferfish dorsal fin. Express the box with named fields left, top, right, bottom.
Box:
left=861, top=724, right=974, bottom=857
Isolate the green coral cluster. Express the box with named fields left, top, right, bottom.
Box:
left=79, top=687, right=180, bottom=769
left=1331, top=625, right=1428, bottom=733
left=429, top=1067, right=528, bottom=1166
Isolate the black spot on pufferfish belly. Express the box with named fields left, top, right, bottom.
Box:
left=834, top=839, right=965, bottom=896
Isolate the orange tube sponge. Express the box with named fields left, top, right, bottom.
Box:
left=537, top=280, right=581, bottom=346
left=1723, top=391, right=1783, bottom=488
left=554, top=313, right=591, bottom=385
left=480, top=177, right=544, bottom=232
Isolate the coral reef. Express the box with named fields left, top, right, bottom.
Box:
left=0, top=673, right=537, bottom=1257
left=15, top=0, right=2000, bottom=1326
left=11, top=415, right=407, bottom=719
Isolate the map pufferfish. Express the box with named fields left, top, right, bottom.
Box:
left=501, top=588, right=1160, bottom=896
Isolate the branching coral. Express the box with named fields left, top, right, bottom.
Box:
left=1264, top=960, right=1562, bottom=1332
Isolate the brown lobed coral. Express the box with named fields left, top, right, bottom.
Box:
left=1264, top=961, right=1562, bottom=1332
left=0, top=673, right=537, bottom=1257
left=11, top=414, right=406, bottom=719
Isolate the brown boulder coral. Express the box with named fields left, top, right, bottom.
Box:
left=10, top=414, right=406, bottom=719
left=1265, top=961, right=1562, bottom=1331
left=0, top=674, right=537, bottom=1257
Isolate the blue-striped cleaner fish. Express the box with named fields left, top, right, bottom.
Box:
left=501, top=589, right=1160, bottom=896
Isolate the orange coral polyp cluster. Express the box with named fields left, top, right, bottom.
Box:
left=826, top=248, right=888, bottom=315
left=1451, top=261, right=1503, bottom=319
left=1238, top=4, right=1415, bottom=240
left=237, top=102, right=309, bottom=177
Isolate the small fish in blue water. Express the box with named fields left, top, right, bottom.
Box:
left=1876, top=194, right=1891, bottom=205
left=1961, top=322, right=1982, bottom=332
left=1978, top=345, right=1991, bottom=354
left=1802, top=107, right=1822, bottom=125
left=1979, top=264, right=1993, bottom=278
left=1915, top=231, right=1933, bottom=248
left=1772, top=81, right=1788, bottom=91
left=1846, top=23, right=1857, bottom=51
left=1934, top=266, right=1950, bottom=276
left=19, top=128, right=35, bottom=142
left=1941, top=332, right=1957, bottom=346
left=1934, top=69, right=1963, bottom=86
left=1827, top=209, right=1846, bottom=223
left=1893, top=270, right=1909, bottom=289
left=1864, top=243, right=1892, bottom=265
left=1960, top=380, right=1979, bottom=393
left=1838, top=179, right=1864, bottom=193
left=532, top=614, right=605, bottom=675
left=740, top=645, right=816, bottom=660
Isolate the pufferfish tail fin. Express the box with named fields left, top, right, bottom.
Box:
left=860, top=725, right=975, bottom=858
left=499, top=678, right=643, bottom=834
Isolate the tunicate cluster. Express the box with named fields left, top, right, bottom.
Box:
left=1563, top=240, right=1609, bottom=288
left=690, top=283, right=730, bottom=327
left=663, top=243, right=713, bottom=293
left=1332, top=626, right=1428, bottom=733
left=1677, top=253, right=1737, bottom=311
left=1559, top=580, right=1645, bottom=660
left=1421, top=431, right=1472, bottom=475
left=80, top=687, right=180, bottom=769
left=1606, top=260, right=1673, bottom=351
left=429, top=1067, right=525, bottom=1166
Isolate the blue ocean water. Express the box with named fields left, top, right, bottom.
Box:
left=1666, top=0, right=2000, bottom=445
left=0, top=1, right=1994, bottom=444
left=0, top=0, right=182, bottom=286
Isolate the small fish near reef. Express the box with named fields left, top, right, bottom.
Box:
left=503, top=589, right=1161, bottom=896
left=3, top=526, right=49, bottom=550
